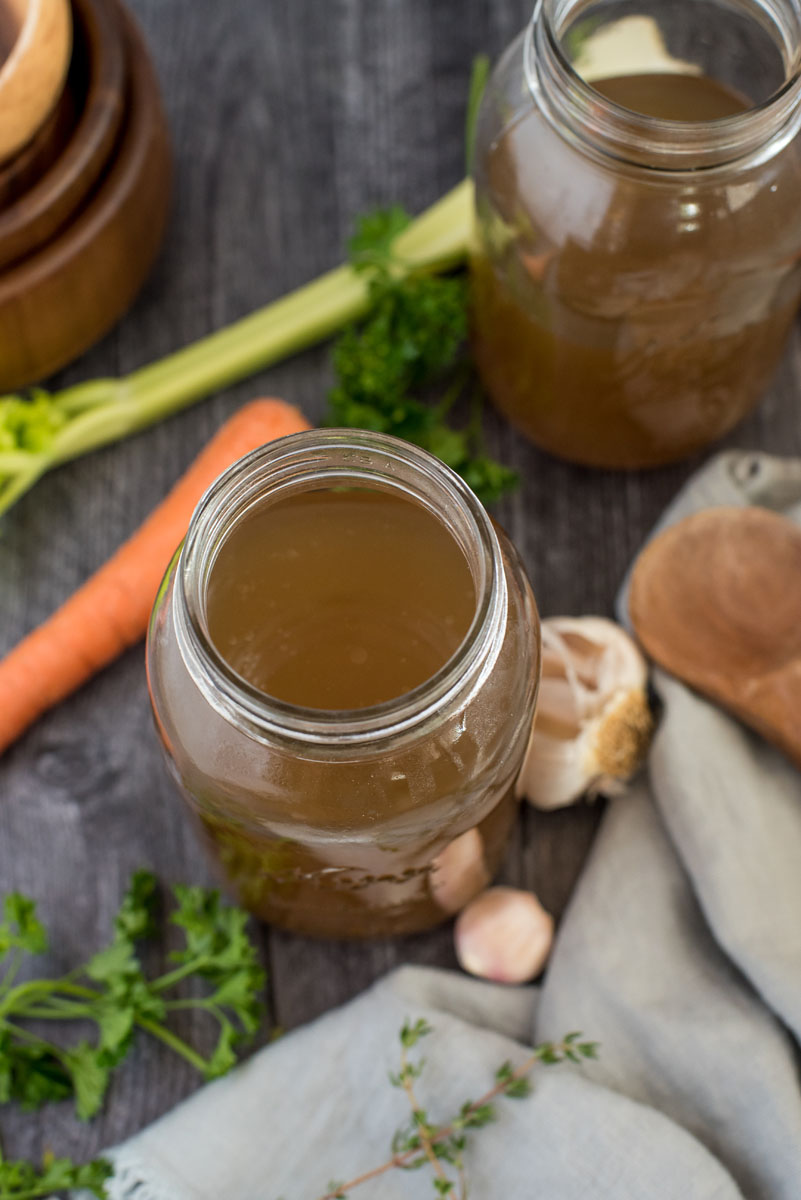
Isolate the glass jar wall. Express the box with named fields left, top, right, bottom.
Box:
left=471, top=0, right=801, bottom=468
left=147, top=431, right=540, bottom=938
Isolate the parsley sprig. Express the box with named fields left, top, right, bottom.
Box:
left=327, top=208, right=518, bottom=505
left=0, top=871, right=265, bottom=1122
left=0, top=1147, right=112, bottom=1200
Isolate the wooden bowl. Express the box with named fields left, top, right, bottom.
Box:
left=0, top=0, right=73, bottom=164
left=0, top=74, right=76, bottom=208
left=0, top=0, right=126, bottom=271
left=0, top=0, right=171, bottom=390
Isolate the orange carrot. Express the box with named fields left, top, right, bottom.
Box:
left=0, top=398, right=310, bottom=756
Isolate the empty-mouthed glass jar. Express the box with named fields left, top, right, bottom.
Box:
left=147, top=431, right=540, bottom=938
left=471, top=0, right=801, bottom=467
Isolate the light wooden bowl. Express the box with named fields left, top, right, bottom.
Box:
left=0, top=0, right=127, bottom=271
left=0, top=0, right=171, bottom=390
left=0, top=0, right=73, bottom=165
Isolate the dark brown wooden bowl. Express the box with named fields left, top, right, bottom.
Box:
left=0, top=83, right=77, bottom=210
left=0, top=1, right=171, bottom=390
left=0, top=0, right=127, bottom=271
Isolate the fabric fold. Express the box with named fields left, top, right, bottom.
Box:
left=105, top=964, right=744, bottom=1200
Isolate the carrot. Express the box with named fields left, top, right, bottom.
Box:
left=0, top=398, right=310, bottom=756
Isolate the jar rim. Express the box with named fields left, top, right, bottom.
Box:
left=527, top=0, right=801, bottom=171
left=174, top=429, right=509, bottom=750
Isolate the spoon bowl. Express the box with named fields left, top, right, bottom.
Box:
left=629, top=506, right=801, bottom=768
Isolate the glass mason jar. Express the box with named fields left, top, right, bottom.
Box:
left=146, top=431, right=540, bottom=939
left=471, top=0, right=801, bottom=468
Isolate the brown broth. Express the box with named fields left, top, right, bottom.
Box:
left=472, top=72, right=801, bottom=467
left=592, top=71, right=748, bottom=121
left=151, top=475, right=539, bottom=938
left=205, top=487, right=476, bottom=710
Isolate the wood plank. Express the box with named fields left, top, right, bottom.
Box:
left=0, top=0, right=799, bottom=1169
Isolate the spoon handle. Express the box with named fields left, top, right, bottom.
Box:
left=737, top=659, right=801, bottom=770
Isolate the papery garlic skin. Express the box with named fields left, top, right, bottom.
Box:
left=516, top=616, right=653, bottom=811
left=454, top=886, right=554, bottom=983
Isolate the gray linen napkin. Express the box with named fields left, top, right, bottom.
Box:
left=97, top=451, right=801, bottom=1200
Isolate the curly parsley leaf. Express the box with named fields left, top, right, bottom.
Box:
left=0, top=1039, right=73, bottom=1111
left=0, top=1149, right=112, bottom=1199
left=327, top=208, right=518, bottom=506
left=0, top=873, right=266, bottom=1122
left=0, top=895, right=47, bottom=958
left=347, top=206, right=412, bottom=273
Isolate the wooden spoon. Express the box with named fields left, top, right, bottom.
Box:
left=629, top=506, right=801, bottom=768
left=0, top=0, right=23, bottom=61
left=0, top=0, right=72, bottom=165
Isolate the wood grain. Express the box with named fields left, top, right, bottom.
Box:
left=0, top=0, right=800, bottom=1167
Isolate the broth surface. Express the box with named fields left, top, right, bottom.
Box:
left=206, top=487, right=476, bottom=710
left=592, top=71, right=747, bottom=120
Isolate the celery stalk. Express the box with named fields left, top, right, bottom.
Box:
left=0, top=179, right=474, bottom=517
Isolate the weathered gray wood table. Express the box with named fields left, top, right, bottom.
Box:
left=2, top=0, right=800, bottom=1169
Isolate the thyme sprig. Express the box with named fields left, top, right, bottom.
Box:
left=314, top=1019, right=598, bottom=1199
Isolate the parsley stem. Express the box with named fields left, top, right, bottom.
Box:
left=150, top=959, right=213, bottom=993
left=0, top=1018, right=71, bottom=1066
left=0, top=950, right=23, bottom=997
left=162, top=997, right=219, bottom=1012
left=0, top=1187, right=60, bottom=1199
left=134, top=1016, right=210, bottom=1074
left=0, top=979, right=98, bottom=1018
left=9, top=1000, right=90, bottom=1019
left=434, top=365, right=472, bottom=420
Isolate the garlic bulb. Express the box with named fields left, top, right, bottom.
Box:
left=516, top=616, right=653, bottom=811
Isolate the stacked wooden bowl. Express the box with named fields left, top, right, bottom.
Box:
left=0, top=0, right=170, bottom=391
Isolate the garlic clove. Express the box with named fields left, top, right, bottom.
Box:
left=517, top=616, right=653, bottom=811
left=517, top=731, right=598, bottom=811
left=454, top=886, right=554, bottom=984
left=430, top=828, right=490, bottom=915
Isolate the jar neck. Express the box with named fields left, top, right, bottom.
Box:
left=526, top=0, right=801, bottom=171
left=174, top=430, right=508, bottom=752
